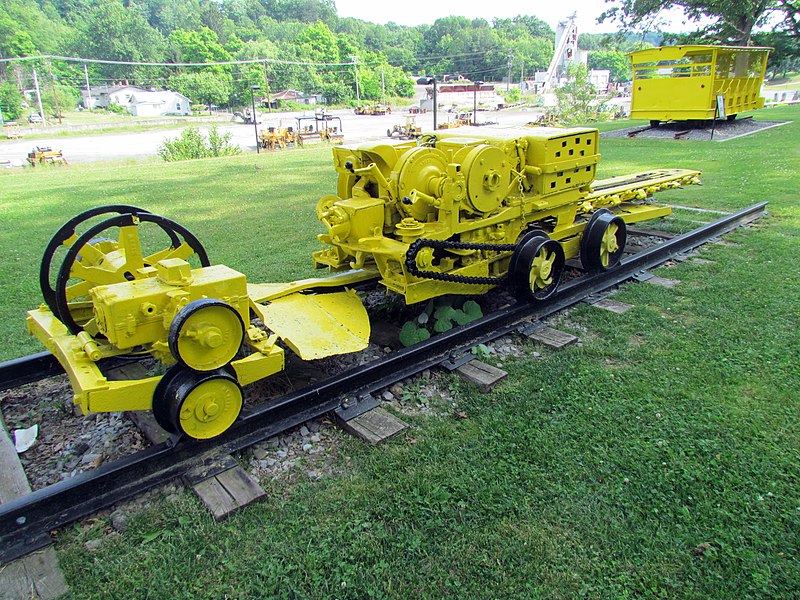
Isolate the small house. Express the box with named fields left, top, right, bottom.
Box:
left=127, top=91, right=192, bottom=117
left=81, top=85, right=149, bottom=110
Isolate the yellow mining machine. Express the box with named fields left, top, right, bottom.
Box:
left=27, top=126, right=699, bottom=440
left=629, top=45, right=771, bottom=125
left=313, top=126, right=700, bottom=304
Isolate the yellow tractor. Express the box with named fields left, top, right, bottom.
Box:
left=436, top=112, right=472, bottom=130
left=27, top=146, right=67, bottom=166
left=387, top=115, right=423, bottom=140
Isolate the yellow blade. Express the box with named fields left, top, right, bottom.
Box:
left=253, top=290, right=370, bottom=360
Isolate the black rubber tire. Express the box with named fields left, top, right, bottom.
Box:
left=580, top=209, right=627, bottom=272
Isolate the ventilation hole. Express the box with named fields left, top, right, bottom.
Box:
left=569, top=149, right=574, bottom=156
left=556, top=151, right=561, bottom=157
left=557, top=171, right=563, bottom=177
left=575, top=138, right=581, bottom=144
left=586, top=139, right=591, bottom=145
left=585, top=167, right=591, bottom=172
left=580, top=150, right=585, bottom=156
left=550, top=181, right=556, bottom=188
left=566, top=177, right=571, bottom=184
left=562, top=141, right=567, bottom=147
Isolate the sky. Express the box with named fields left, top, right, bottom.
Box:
left=333, top=1, right=702, bottom=35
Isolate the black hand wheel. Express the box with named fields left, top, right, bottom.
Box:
left=38, top=205, right=171, bottom=315
left=54, top=212, right=210, bottom=334
left=579, top=209, right=627, bottom=272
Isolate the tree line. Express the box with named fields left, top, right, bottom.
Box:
left=0, top=0, right=798, bottom=121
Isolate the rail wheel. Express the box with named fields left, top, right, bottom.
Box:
left=511, top=231, right=565, bottom=301
left=580, top=209, right=627, bottom=271
left=168, top=299, right=245, bottom=372
left=153, top=366, right=243, bottom=440
left=53, top=211, right=210, bottom=334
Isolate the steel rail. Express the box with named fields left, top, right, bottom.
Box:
left=0, top=201, right=767, bottom=565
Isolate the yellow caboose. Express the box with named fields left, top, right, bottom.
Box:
left=629, top=45, right=771, bottom=125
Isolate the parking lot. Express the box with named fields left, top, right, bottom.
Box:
left=0, top=105, right=543, bottom=166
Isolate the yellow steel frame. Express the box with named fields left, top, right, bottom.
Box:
left=629, top=45, right=771, bottom=122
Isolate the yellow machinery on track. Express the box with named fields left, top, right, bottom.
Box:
left=27, top=126, right=700, bottom=440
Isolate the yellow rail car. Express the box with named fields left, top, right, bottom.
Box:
left=629, top=45, right=771, bottom=125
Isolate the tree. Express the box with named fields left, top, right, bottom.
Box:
left=599, top=1, right=793, bottom=46
left=588, top=50, right=631, bottom=82
left=169, top=71, right=232, bottom=109
left=70, top=1, right=165, bottom=79
left=0, top=81, right=24, bottom=120
left=169, top=26, right=233, bottom=71
left=554, top=63, right=606, bottom=125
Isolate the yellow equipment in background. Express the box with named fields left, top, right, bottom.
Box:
left=314, top=126, right=700, bottom=304
left=629, top=45, right=771, bottom=125
left=27, top=146, right=67, bottom=166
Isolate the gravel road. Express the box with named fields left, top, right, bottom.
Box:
left=0, top=106, right=542, bottom=166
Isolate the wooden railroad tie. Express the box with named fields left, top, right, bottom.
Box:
left=646, top=275, right=681, bottom=289
left=456, top=360, right=508, bottom=393
left=0, top=414, right=69, bottom=600
left=524, top=325, right=579, bottom=349
left=336, top=406, right=408, bottom=445
left=590, top=298, right=634, bottom=314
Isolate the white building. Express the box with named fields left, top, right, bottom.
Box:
left=127, top=91, right=191, bottom=117
left=589, top=70, right=610, bottom=93
left=81, top=85, right=148, bottom=109
left=420, top=82, right=505, bottom=112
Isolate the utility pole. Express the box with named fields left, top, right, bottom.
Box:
left=263, top=60, right=272, bottom=112
left=83, top=64, right=92, bottom=110
left=48, top=64, right=62, bottom=124
left=32, top=69, right=46, bottom=126
left=507, top=53, right=514, bottom=91
left=381, top=68, right=386, bottom=106
left=351, top=56, right=360, bottom=107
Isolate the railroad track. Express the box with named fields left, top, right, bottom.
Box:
left=0, top=202, right=767, bottom=565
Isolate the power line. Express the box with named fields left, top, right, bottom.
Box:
left=0, top=54, right=356, bottom=67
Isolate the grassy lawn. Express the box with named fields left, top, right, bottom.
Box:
left=1, top=106, right=798, bottom=597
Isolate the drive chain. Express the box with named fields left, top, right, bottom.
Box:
left=404, top=238, right=517, bottom=285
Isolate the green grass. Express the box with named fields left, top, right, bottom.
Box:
left=2, top=106, right=799, bottom=598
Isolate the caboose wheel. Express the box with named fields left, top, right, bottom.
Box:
left=153, top=366, right=243, bottom=439
left=512, top=233, right=565, bottom=301
left=580, top=209, right=627, bottom=271
left=54, top=212, right=210, bottom=334
left=168, top=299, right=245, bottom=372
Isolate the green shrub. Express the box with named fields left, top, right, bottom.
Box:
left=105, top=103, right=128, bottom=114
left=158, top=125, right=241, bottom=162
